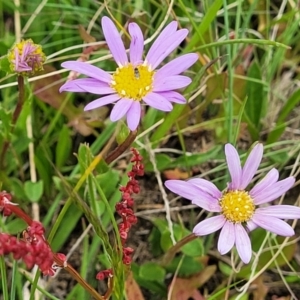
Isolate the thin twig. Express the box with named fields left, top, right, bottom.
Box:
left=105, top=129, right=138, bottom=164
left=145, top=137, right=176, bottom=245
left=26, top=115, right=40, bottom=222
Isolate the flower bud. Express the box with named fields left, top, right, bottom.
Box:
left=7, top=39, right=46, bottom=76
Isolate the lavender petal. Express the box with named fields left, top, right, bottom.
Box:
left=110, top=99, right=134, bottom=121
left=165, top=180, right=221, bottom=212
left=60, top=78, right=114, bottom=94
left=157, top=91, right=187, bottom=104
left=235, top=224, right=252, bottom=264
left=225, top=144, right=242, bottom=190
left=155, top=53, right=198, bottom=81
left=250, top=168, right=279, bottom=198
left=253, top=177, right=295, bottom=205
left=218, top=221, right=235, bottom=255
left=256, top=205, right=300, bottom=219
left=165, top=180, right=206, bottom=201
left=146, top=29, right=188, bottom=70
left=252, top=214, right=295, bottom=236
left=153, top=75, right=192, bottom=92
left=143, top=92, right=173, bottom=111
left=84, top=94, right=120, bottom=111
left=240, top=143, right=263, bottom=189
left=129, top=23, right=144, bottom=65
left=126, top=101, right=141, bottom=130
left=145, top=21, right=178, bottom=68
left=101, top=17, right=128, bottom=66
left=188, top=178, right=222, bottom=199
left=246, top=220, right=258, bottom=232
left=61, top=61, right=111, bottom=83
left=193, top=215, right=226, bottom=236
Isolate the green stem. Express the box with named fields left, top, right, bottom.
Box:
left=0, top=256, right=9, bottom=300
left=222, top=0, right=233, bottom=144
left=47, top=129, right=138, bottom=298
left=0, top=76, right=25, bottom=168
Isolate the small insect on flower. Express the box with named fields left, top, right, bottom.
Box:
left=60, top=17, right=198, bottom=131
left=134, top=67, right=140, bottom=79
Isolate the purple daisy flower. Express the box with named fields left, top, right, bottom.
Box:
left=165, top=143, right=300, bottom=264
left=59, top=17, right=198, bottom=130
left=7, top=39, right=46, bottom=75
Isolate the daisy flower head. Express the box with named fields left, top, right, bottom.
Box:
left=165, top=143, right=300, bottom=264
left=7, top=39, right=46, bottom=76
left=59, top=17, right=198, bottom=131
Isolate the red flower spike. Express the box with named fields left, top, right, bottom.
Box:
left=0, top=191, right=66, bottom=277
left=0, top=191, right=15, bottom=216
left=109, top=149, right=144, bottom=277
left=96, top=269, right=113, bottom=280
left=28, top=221, right=45, bottom=236
left=96, top=148, right=143, bottom=281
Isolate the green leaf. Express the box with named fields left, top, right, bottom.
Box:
left=166, top=256, right=203, bottom=277
left=51, top=204, right=82, bottom=252
left=218, top=261, right=232, bottom=277
left=181, top=236, right=204, bottom=257
left=145, top=146, right=221, bottom=172
left=5, top=218, right=27, bottom=235
left=184, top=0, right=223, bottom=51
left=115, top=122, right=130, bottom=144
left=244, top=61, right=264, bottom=140
left=35, top=145, right=52, bottom=195
left=0, top=107, right=12, bottom=136
left=95, top=170, right=119, bottom=198
left=139, top=262, right=166, bottom=283
left=267, top=88, right=300, bottom=144
left=55, top=125, right=72, bottom=169
left=144, top=153, right=172, bottom=172
left=77, top=143, right=109, bottom=174
left=9, top=178, right=27, bottom=200
left=0, top=56, right=10, bottom=73
left=160, top=230, right=178, bottom=252
left=24, top=180, right=43, bottom=202
left=168, top=146, right=221, bottom=169
left=149, top=226, right=164, bottom=257
left=132, top=263, right=167, bottom=296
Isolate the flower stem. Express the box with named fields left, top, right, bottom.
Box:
left=54, top=254, right=106, bottom=300
left=0, top=75, right=25, bottom=168
left=105, top=129, right=138, bottom=164
left=160, top=233, right=197, bottom=266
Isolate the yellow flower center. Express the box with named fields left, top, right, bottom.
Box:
left=219, top=190, right=255, bottom=223
left=110, top=63, right=154, bottom=101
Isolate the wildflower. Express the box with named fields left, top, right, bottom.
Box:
left=96, top=269, right=113, bottom=280
left=165, top=143, right=300, bottom=264
left=0, top=223, right=55, bottom=276
left=96, top=148, right=143, bottom=280
left=7, top=39, right=46, bottom=75
left=116, top=148, right=143, bottom=265
left=60, top=17, right=198, bottom=130
left=0, top=192, right=64, bottom=276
